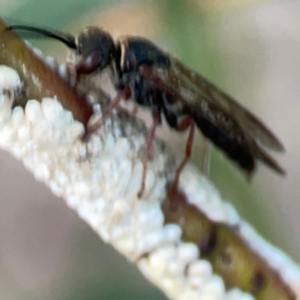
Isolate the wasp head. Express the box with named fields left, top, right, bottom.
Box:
left=76, top=27, right=115, bottom=74
left=4, top=24, right=115, bottom=75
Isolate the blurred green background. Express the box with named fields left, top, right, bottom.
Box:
left=1, top=0, right=300, bottom=299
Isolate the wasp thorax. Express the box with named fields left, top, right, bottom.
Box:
left=119, top=37, right=171, bottom=73
left=77, top=27, right=115, bottom=71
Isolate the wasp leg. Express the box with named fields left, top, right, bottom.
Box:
left=66, top=51, right=80, bottom=86
left=137, top=114, right=162, bottom=198
left=200, top=135, right=210, bottom=176
left=131, top=104, right=139, bottom=117
left=173, top=117, right=195, bottom=190
left=86, top=88, right=131, bottom=137
left=66, top=62, right=78, bottom=85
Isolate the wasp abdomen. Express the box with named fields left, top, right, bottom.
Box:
left=194, top=116, right=255, bottom=173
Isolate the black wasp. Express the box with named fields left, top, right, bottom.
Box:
left=6, top=25, right=285, bottom=196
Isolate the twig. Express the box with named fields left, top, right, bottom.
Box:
left=0, top=18, right=92, bottom=127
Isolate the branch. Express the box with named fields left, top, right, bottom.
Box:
left=0, top=19, right=92, bottom=127
left=0, top=18, right=299, bottom=300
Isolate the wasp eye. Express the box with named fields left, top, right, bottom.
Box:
left=75, top=52, right=102, bottom=74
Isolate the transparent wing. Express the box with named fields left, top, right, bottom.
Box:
left=141, top=56, right=285, bottom=153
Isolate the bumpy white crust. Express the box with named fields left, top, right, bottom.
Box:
left=0, top=64, right=299, bottom=300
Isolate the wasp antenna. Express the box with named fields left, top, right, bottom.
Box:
left=5, top=25, right=77, bottom=50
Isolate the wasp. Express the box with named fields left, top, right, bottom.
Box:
left=5, top=25, right=285, bottom=197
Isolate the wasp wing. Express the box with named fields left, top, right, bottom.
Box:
left=145, top=56, right=284, bottom=153
left=138, top=57, right=285, bottom=176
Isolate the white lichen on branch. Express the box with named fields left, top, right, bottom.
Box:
left=0, top=63, right=299, bottom=300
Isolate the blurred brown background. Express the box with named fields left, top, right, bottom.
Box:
left=1, top=0, right=300, bottom=299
